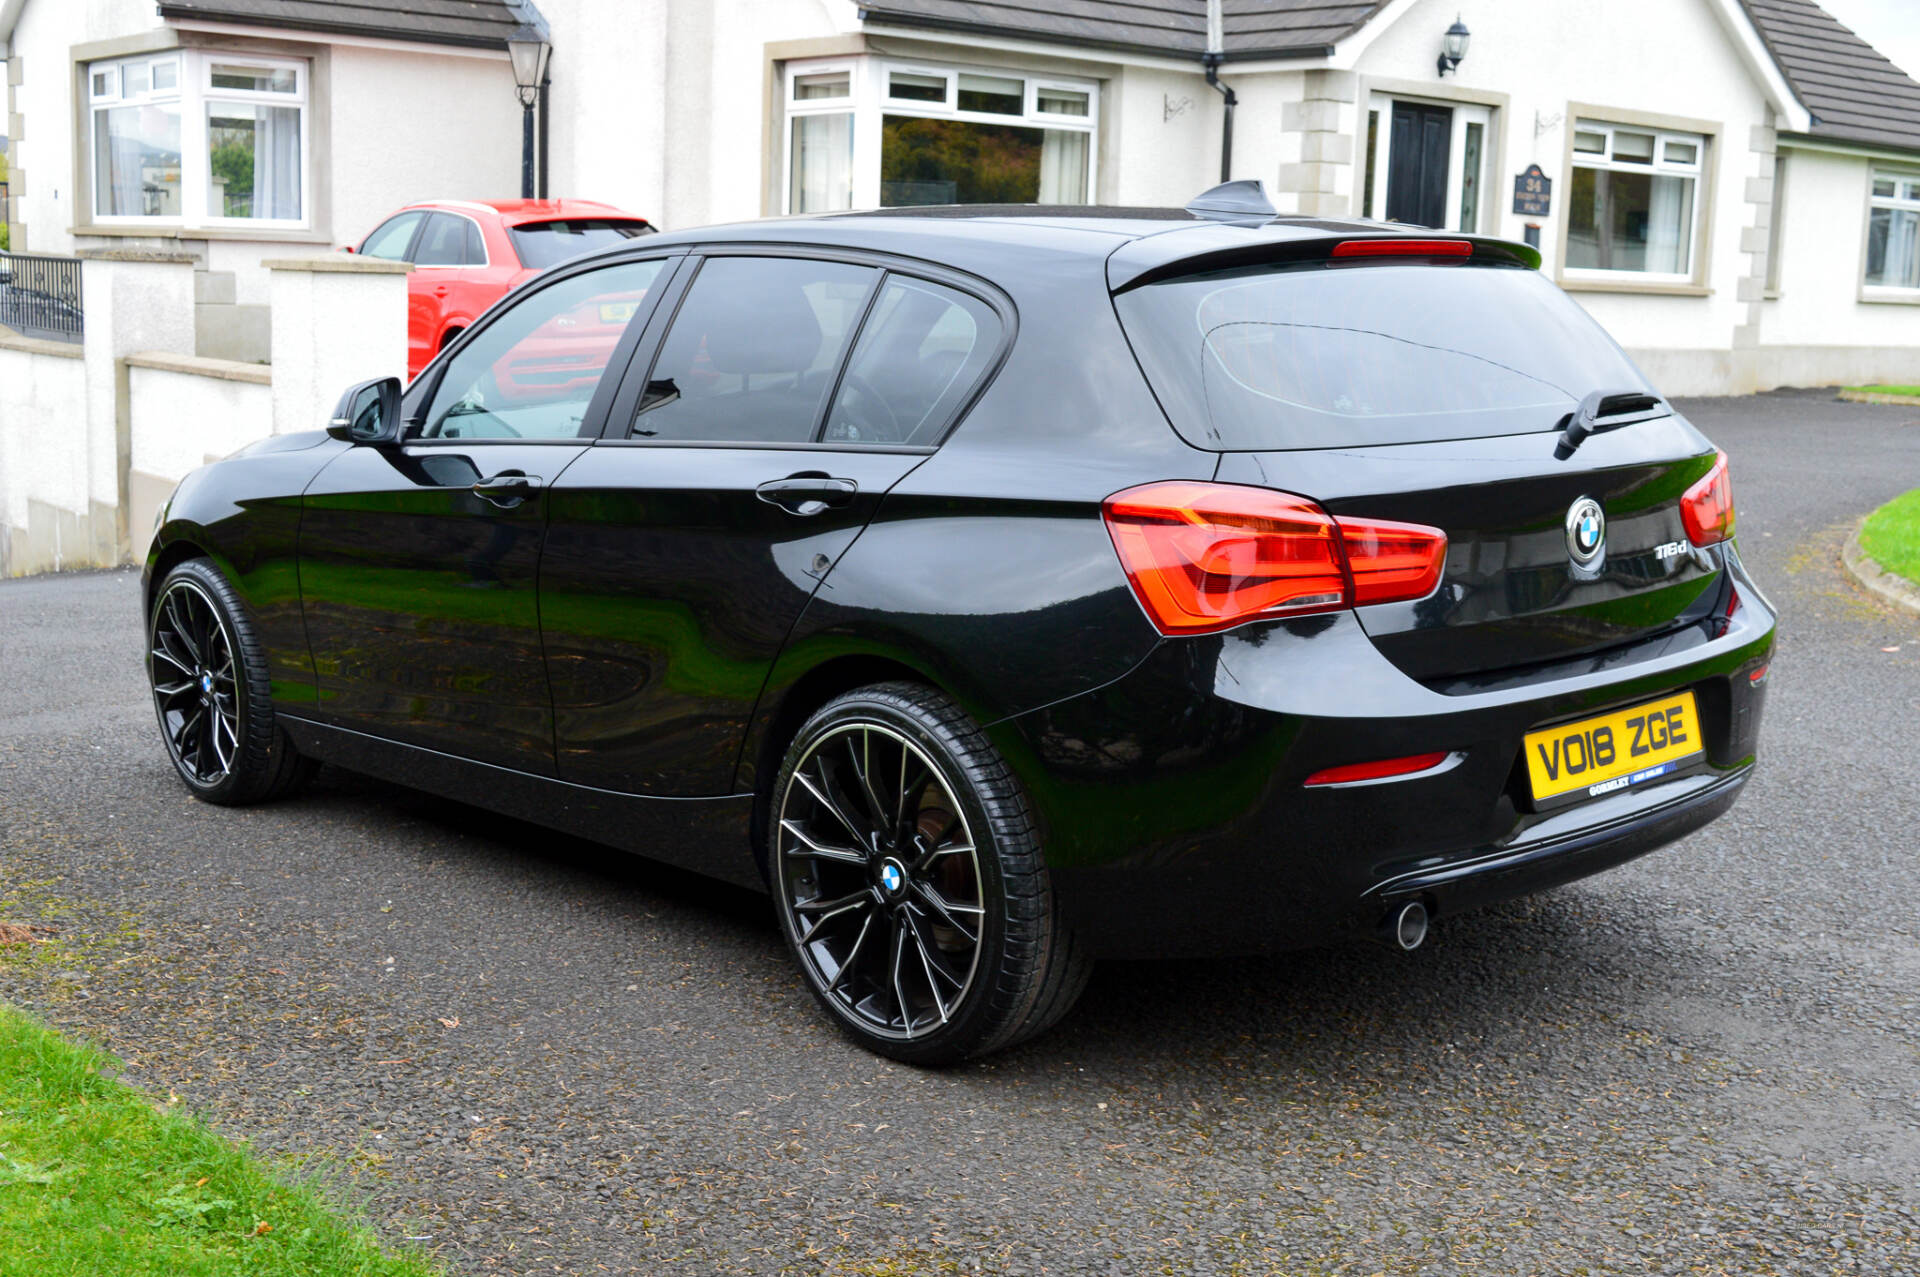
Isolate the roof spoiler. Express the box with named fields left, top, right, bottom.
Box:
left=1185, top=179, right=1278, bottom=224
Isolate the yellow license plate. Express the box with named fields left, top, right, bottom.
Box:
left=1524, top=691, right=1702, bottom=804
left=598, top=301, right=638, bottom=323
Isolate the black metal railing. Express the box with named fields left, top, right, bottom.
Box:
left=0, top=252, right=85, bottom=342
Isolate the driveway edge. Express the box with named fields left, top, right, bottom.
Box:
left=1837, top=389, right=1920, bottom=406
left=1843, top=521, right=1920, bottom=616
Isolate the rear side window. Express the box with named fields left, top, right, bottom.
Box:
left=824, top=277, right=999, bottom=445
left=414, top=213, right=479, bottom=266
left=630, top=256, right=878, bottom=444
left=511, top=219, right=655, bottom=270
left=1114, top=262, right=1655, bottom=450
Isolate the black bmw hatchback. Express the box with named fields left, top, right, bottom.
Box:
left=145, top=185, right=1776, bottom=1062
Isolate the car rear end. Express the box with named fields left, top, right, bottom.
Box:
left=1006, top=226, right=1775, bottom=957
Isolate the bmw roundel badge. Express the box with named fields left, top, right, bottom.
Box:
left=1565, top=497, right=1607, bottom=570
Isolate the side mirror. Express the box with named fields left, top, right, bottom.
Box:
left=326, top=376, right=404, bottom=444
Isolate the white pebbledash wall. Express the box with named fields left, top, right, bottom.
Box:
left=0, top=255, right=408, bottom=577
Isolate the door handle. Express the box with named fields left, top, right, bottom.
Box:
left=755, top=473, right=857, bottom=516
left=433, top=285, right=449, bottom=297
left=472, top=470, right=541, bottom=508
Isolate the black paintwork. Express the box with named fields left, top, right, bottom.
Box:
left=145, top=208, right=1776, bottom=956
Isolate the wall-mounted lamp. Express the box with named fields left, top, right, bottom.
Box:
left=1437, top=15, right=1471, bottom=77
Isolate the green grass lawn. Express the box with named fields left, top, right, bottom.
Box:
left=1851, top=385, right=1920, bottom=397
left=1861, top=488, right=1920, bottom=584
left=0, top=1002, right=437, bottom=1277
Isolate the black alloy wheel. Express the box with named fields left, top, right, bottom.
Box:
left=770, top=683, right=1090, bottom=1064
left=148, top=558, right=317, bottom=805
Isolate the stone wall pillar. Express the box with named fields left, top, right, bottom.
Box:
left=1731, top=110, right=1780, bottom=391
left=1275, top=71, right=1358, bottom=217
left=266, top=257, right=411, bottom=436
left=77, top=250, right=198, bottom=565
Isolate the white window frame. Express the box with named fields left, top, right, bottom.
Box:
left=781, top=55, right=1099, bottom=214
left=1862, top=168, right=1920, bottom=298
left=86, top=49, right=311, bottom=230
left=1564, top=119, right=1706, bottom=284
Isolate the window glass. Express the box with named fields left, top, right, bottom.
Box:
left=1874, top=178, right=1898, bottom=198
left=419, top=259, right=666, bottom=440
left=791, top=113, right=854, bottom=213
left=207, top=101, right=301, bottom=219
left=92, top=67, right=117, bottom=99
left=1574, top=130, right=1607, bottom=153
left=1612, top=131, right=1655, bottom=163
left=414, top=213, right=474, bottom=266
left=152, top=59, right=178, bottom=92
left=825, top=277, right=999, bottom=445
left=1037, top=86, right=1089, bottom=117
left=1114, top=263, right=1655, bottom=451
left=1663, top=140, right=1698, bottom=165
left=882, top=117, right=1086, bottom=204
left=958, top=73, right=1023, bottom=115
left=1568, top=168, right=1695, bottom=274
left=889, top=71, right=947, bottom=103
left=95, top=104, right=182, bottom=217
left=125, top=63, right=151, bottom=95
left=508, top=219, right=653, bottom=269
left=465, top=217, right=487, bottom=265
left=630, top=257, right=877, bottom=444
left=794, top=72, right=850, bottom=101
left=211, top=63, right=296, bottom=93
left=360, top=212, right=423, bottom=260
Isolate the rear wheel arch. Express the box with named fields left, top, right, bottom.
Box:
left=439, top=324, right=466, bottom=351
left=745, top=654, right=937, bottom=872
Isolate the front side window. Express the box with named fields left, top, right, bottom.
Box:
left=360, top=212, right=424, bottom=260
left=783, top=58, right=1098, bottom=213
left=1567, top=120, right=1705, bottom=278
left=87, top=50, right=306, bottom=225
left=1865, top=171, right=1920, bottom=291
left=418, top=260, right=667, bottom=441
left=630, top=256, right=878, bottom=444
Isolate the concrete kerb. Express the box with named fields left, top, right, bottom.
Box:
left=1842, top=520, right=1920, bottom=616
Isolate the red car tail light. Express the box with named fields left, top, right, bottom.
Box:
left=1304, top=752, right=1452, bottom=787
left=1681, top=450, right=1735, bottom=546
left=1342, top=517, right=1449, bottom=606
left=1330, top=239, right=1474, bottom=260
left=1102, top=482, right=1448, bottom=636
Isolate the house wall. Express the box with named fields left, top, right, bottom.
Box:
left=0, top=335, right=89, bottom=573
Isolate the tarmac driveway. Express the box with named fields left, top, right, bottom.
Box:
left=1, top=388, right=1917, bottom=1275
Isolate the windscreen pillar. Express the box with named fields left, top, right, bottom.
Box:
left=265, top=257, right=411, bottom=437
left=1276, top=71, right=1357, bottom=218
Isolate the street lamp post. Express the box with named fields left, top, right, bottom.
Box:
left=507, top=26, right=552, bottom=200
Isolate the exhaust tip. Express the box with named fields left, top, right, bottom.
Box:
left=1392, top=901, right=1429, bottom=951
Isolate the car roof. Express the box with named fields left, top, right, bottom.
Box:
left=404, top=198, right=649, bottom=224
left=632, top=206, right=1538, bottom=290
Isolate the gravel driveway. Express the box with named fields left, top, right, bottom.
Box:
left=2, top=388, right=1917, bottom=1275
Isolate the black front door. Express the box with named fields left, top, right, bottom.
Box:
left=1387, top=102, right=1453, bottom=228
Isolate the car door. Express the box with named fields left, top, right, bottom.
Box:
left=539, top=252, right=1006, bottom=796
left=297, top=253, right=683, bottom=774
left=408, top=211, right=486, bottom=378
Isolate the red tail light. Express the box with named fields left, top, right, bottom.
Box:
left=1102, top=482, right=1448, bottom=636
left=1330, top=239, right=1473, bottom=259
left=1681, top=451, right=1735, bottom=546
left=1304, top=752, right=1452, bottom=787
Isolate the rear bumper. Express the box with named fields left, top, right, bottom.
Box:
left=991, top=552, right=1775, bottom=959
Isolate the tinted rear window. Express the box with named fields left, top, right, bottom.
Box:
left=510, top=219, right=654, bottom=269
left=1113, top=262, right=1655, bottom=450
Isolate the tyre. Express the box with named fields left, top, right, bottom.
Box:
left=768, top=682, right=1090, bottom=1064
left=147, top=558, right=319, bottom=805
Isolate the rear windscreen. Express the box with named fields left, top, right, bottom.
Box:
left=509, top=219, right=654, bottom=269
left=1113, top=261, right=1656, bottom=450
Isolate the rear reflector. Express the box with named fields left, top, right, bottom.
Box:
left=1681, top=451, right=1735, bottom=546
left=1305, top=752, right=1452, bottom=787
left=1102, top=481, right=1447, bottom=636
left=1749, top=663, right=1770, bottom=685
left=1330, top=239, right=1473, bottom=259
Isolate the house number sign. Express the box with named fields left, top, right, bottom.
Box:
left=1513, top=164, right=1552, bottom=216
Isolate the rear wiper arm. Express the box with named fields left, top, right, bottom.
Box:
left=1553, top=389, right=1665, bottom=460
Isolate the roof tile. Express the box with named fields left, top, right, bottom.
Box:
left=1740, top=0, right=1920, bottom=153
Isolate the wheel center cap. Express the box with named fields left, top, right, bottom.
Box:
left=877, top=858, right=907, bottom=898
left=199, top=671, right=214, bottom=696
